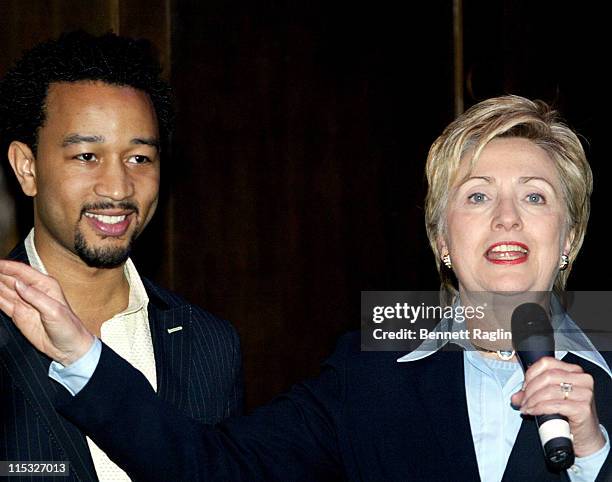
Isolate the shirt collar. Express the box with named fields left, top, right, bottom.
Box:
left=396, top=293, right=612, bottom=379
left=24, top=228, right=148, bottom=316
left=25, top=229, right=47, bottom=274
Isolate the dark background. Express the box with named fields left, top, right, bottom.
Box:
left=0, top=0, right=609, bottom=410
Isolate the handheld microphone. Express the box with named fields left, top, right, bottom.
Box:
left=511, top=303, right=574, bottom=471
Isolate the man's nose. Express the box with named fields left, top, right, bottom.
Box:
left=93, top=159, right=135, bottom=200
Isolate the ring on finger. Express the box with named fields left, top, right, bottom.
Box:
left=560, top=381, right=573, bottom=400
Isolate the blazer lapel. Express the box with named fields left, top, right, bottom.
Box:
left=0, top=243, right=96, bottom=481
left=146, top=284, right=192, bottom=412
left=502, top=351, right=611, bottom=482
left=413, top=349, right=481, bottom=481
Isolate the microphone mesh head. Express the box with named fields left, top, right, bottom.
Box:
left=511, top=302, right=553, bottom=352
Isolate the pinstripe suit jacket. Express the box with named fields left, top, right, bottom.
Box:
left=0, top=242, right=243, bottom=481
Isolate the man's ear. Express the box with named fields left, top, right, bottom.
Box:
left=7, top=141, right=37, bottom=197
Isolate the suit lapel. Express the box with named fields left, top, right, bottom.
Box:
left=413, top=350, right=607, bottom=481
left=146, top=283, right=192, bottom=411
left=413, top=349, right=481, bottom=480
left=2, top=245, right=193, bottom=478
left=502, top=352, right=611, bottom=482
left=0, top=243, right=97, bottom=481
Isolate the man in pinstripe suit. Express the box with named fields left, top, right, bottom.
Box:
left=0, top=31, right=243, bottom=481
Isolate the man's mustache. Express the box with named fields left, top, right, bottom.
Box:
left=80, top=202, right=139, bottom=217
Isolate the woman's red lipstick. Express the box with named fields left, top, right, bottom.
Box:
left=485, top=241, right=529, bottom=265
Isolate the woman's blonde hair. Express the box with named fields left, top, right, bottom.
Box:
left=425, top=95, right=592, bottom=299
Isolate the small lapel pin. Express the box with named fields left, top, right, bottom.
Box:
left=167, top=326, right=183, bottom=334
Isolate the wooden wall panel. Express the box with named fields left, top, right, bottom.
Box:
left=169, top=0, right=453, bottom=408
left=117, top=0, right=171, bottom=72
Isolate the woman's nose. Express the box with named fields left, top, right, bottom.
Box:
left=491, top=197, right=522, bottom=231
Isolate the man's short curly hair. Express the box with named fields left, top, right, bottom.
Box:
left=0, top=30, right=173, bottom=158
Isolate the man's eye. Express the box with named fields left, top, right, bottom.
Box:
left=75, top=153, right=96, bottom=162
left=468, top=192, right=488, bottom=203
left=128, top=155, right=151, bottom=164
left=526, top=193, right=546, bottom=204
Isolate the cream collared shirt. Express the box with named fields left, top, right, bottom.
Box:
left=25, top=229, right=156, bottom=482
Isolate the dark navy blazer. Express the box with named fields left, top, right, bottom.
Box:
left=54, top=329, right=612, bottom=481
left=0, top=243, right=243, bottom=481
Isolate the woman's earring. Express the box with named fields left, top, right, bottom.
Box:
left=442, top=253, right=452, bottom=269
left=559, top=254, right=569, bottom=271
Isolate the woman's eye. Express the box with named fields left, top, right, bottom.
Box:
left=128, top=155, right=151, bottom=164
left=526, top=193, right=545, bottom=204
left=468, top=192, right=488, bottom=203
left=75, top=153, right=96, bottom=162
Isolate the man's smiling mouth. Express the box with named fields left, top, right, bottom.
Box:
left=83, top=210, right=134, bottom=236
left=84, top=213, right=127, bottom=224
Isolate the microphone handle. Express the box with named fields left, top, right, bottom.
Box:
left=516, top=349, right=553, bottom=372
left=516, top=350, right=575, bottom=471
